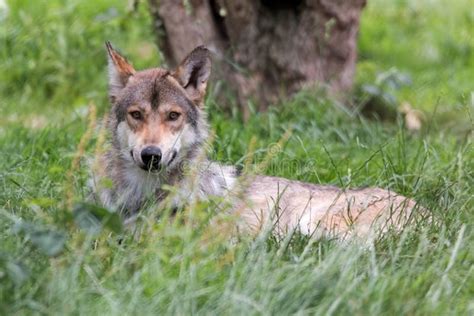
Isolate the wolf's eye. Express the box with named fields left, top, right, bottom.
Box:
left=168, top=111, right=181, bottom=121
left=129, top=111, right=143, bottom=120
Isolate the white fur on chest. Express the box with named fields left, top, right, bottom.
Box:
left=120, top=166, right=162, bottom=208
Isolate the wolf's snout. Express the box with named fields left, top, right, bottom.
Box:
left=141, top=146, right=162, bottom=171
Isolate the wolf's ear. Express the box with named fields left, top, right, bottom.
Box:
left=105, top=41, right=136, bottom=103
left=172, top=46, right=211, bottom=106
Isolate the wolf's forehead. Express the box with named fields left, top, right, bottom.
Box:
left=121, top=70, right=191, bottom=109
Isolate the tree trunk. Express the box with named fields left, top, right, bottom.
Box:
left=148, top=0, right=366, bottom=116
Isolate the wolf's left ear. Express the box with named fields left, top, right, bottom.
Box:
left=105, top=41, right=136, bottom=103
left=172, top=46, right=211, bottom=106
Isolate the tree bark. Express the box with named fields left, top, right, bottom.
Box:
left=148, top=0, right=366, bottom=116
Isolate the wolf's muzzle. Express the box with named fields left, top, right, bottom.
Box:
left=141, top=146, right=162, bottom=171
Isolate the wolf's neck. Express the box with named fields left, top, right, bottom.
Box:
left=165, top=157, right=239, bottom=207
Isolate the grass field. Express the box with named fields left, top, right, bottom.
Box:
left=0, top=0, right=473, bottom=314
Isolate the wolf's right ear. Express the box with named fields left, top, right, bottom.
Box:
left=105, top=41, right=135, bottom=103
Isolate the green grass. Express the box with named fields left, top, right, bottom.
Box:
left=1, top=0, right=473, bottom=314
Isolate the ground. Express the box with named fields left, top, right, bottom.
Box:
left=0, top=0, right=473, bottom=314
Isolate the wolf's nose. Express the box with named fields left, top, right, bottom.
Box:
left=141, top=146, right=162, bottom=171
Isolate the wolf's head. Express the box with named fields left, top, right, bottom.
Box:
left=105, top=42, right=210, bottom=173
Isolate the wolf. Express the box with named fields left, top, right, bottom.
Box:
left=90, top=42, right=422, bottom=239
